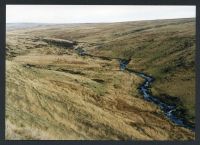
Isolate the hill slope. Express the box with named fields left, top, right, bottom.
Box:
left=6, top=18, right=195, bottom=140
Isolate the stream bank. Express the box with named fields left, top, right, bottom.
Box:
left=119, top=59, right=195, bottom=131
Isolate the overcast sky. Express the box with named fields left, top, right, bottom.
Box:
left=6, top=5, right=196, bottom=23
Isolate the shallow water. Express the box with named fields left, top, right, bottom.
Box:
left=119, top=59, right=195, bottom=131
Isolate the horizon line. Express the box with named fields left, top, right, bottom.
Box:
left=6, top=17, right=195, bottom=24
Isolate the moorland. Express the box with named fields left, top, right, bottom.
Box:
left=6, top=18, right=195, bottom=140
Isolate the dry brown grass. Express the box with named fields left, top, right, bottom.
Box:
left=6, top=19, right=195, bottom=140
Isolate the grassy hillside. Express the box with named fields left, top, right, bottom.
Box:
left=20, top=18, right=195, bottom=121
left=6, top=18, right=195, bottom=140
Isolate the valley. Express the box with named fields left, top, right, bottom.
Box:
left=6, top=18, right=195, bottom=140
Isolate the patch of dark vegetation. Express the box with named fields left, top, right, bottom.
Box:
left=56, top=68, right=85, bottom=75
left=85, top=53, right=113, bottom=61
left=6, top=52, right=17, bottom=59
left=98, top=56, right=113, bottom=61
left=23, top=64, right=37, bottom=68
left=160, top=66, right=173, bottom=73
left=23, top=64, right=53, bottom=70
left=113, top=84, right=121, bottom=89
left=92, top=79, right=105, bottom=84
left=43, top=38, right=76, bottom=48
left=6, top=45, right=19, bottom=59
left=35, top=43, right=48, bottom=48
left=156, top=94, right=182, bottom=106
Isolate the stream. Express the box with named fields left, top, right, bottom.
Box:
left=75, top=47, right=194, bottom=131
left=120, top=59, right=195, bottom=132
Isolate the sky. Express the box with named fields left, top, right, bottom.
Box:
left=6, top=5, right=196, bottom=23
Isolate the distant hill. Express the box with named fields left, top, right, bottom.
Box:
left=6, top=23, right=56, bottom=31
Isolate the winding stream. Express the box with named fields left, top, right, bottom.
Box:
left=119, top=59, right=195, bottom=131
left=75, top=47, right=194, bottom=131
